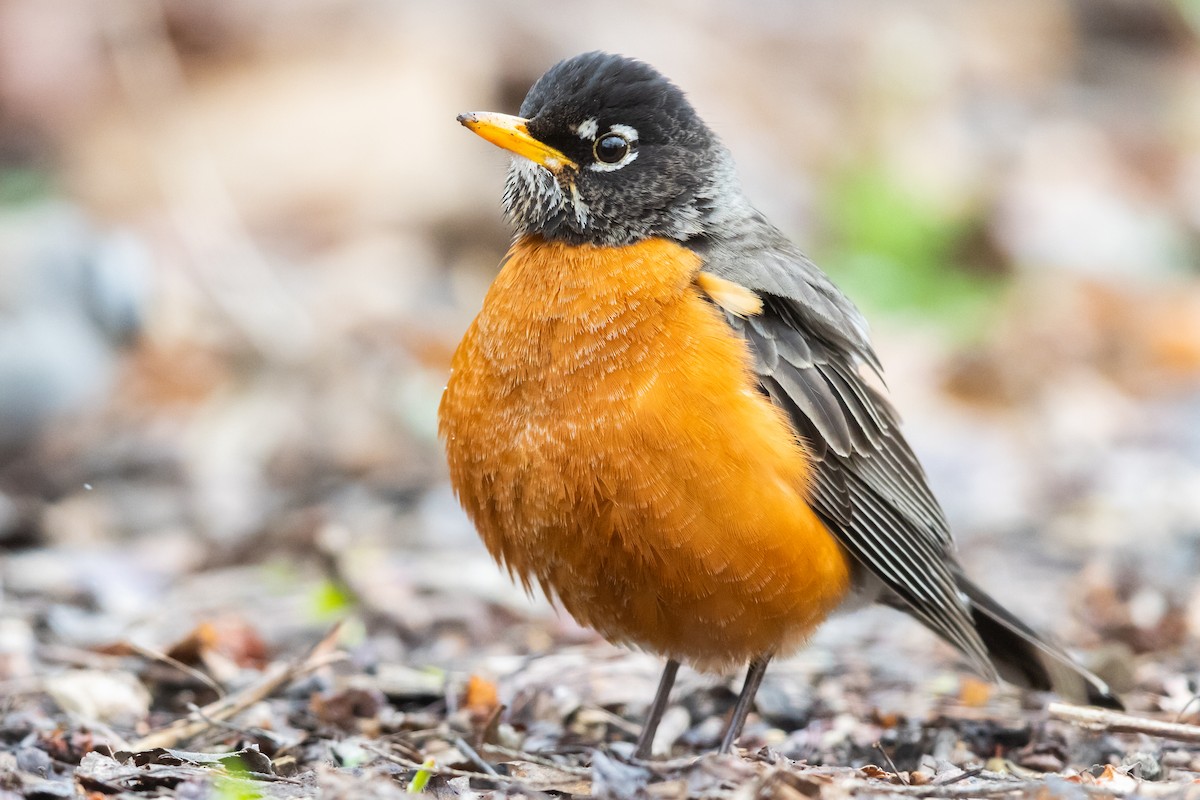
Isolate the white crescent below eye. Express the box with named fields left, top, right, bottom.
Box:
left=589, top=150, right=638, bottom=172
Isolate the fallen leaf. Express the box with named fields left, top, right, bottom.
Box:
left=958, top=676, right=993, bottom=707
left=45, top=670, right=150, bottom=725
left=504, top=761, right=592, bottom=795
left=859, top=764, right=898, bottom=782
left=464, top=674, right=499, bottom=716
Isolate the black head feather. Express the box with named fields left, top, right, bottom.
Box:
left=519, top=52, right=705, bottom=146
left=501, top=52, right=739, bottom=247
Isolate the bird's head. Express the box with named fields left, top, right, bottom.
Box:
left=459, top=52, right=741, bottom=247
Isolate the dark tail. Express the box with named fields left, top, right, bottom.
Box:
left=953, top=569, right=1123, bottom=709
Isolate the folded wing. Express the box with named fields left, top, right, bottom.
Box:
left=695, top=224, right=988, bottom=678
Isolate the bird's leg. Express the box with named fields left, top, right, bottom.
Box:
left=634, top=658, right=680, bottom=759
left=717, top=656, right=771, bottom=754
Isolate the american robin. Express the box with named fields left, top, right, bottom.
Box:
left=440, top=52, right=1120, bottom=756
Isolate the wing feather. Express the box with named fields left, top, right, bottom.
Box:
left=692, top=229, right=994, bottom=676
left=771, top=362, right=855, bottom=458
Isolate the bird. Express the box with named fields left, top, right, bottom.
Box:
left=439, top=51, right=1121, bottom=757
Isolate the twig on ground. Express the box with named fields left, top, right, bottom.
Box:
left=473, top=701, right=505, bottom=750
left=183, top=701, right=295, bottom=748
left=127, top=641, right=226, bottom=699
left=478, top=744, right=593, bottom=776
left=845, top=779, right=1038, bottom=797
left=874, top=741, right=909, bottom=785
left=579, top=706, right=642, bottom=736
left=454, top=736, right=500, bottom=776
left=362, top=742, right=563, bottom=799
left=1049, top=702, right=1200, bottom=745
left=128, top=623, right=345, bottom=751
left=935, top=767, right=984, bottom=785
left=1172, top=693, right=1200, bottom=725
left=846, top=776, right=1182, bottom=799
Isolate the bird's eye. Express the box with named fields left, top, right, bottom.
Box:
left=594, top=133, right=631, bottom=164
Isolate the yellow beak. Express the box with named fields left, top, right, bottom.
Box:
left=457, top=112, right=577, bottom=174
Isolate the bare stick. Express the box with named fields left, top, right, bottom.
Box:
left=1049, top=702, right=1200, bottom=745
left=453, top=736, right=499, bottom=776
left=129, top=623, right=345, bottom=751
left=843, top=779, right=1042, bottom=798
left=127, top=641, right=226, bottom=699
left=363, top=743, right=567, bottom=798
left=477, top=744, right=592, bottom=776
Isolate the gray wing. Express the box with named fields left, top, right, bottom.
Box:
left=692, top=224, right=997, bottom=678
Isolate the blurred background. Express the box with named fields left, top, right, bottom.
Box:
left=2, top=0, right=1200, bottom=725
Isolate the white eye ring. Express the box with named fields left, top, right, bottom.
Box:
left=589, top=126, right=639, bottom=172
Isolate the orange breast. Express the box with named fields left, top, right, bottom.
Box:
left=438, top=236, right=851, bottom=670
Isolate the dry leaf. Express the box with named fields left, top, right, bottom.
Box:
left=464, top=674, right=499, bottom=716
